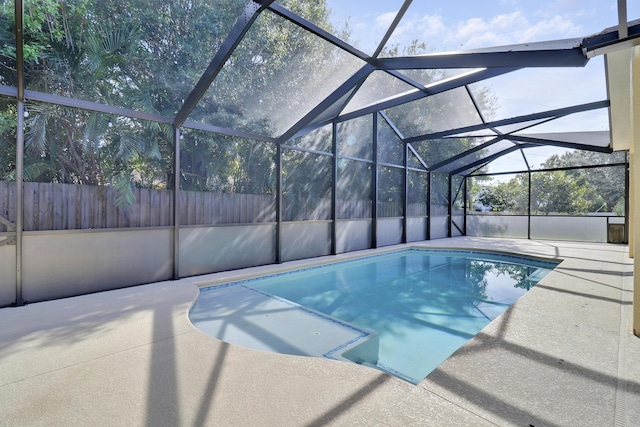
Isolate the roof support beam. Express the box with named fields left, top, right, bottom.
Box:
left=182, top=120, right=278, bottom=144
left=372, top=0, right=413, bottom=59
left=429, top=136, right=507, bottom=171
left=278, top=64, right=375, bottom=142
left=449, top=145, right=522, bottom=175
left=336, top=68, right=519, bottom=124
left=25, top=89, right=174, bottom=124
left=174, top=0, right=275, bottom=127
left=507, top=135, right=612, bottom=153
left=267, top=3, right=369, bottom=61
left=448, top=139, right=611, bottom=176
left=583, top=19, right=640, bottom=57
left=379, top=111, right=405, bottom=139
left=375, top=39, right=588, bottom=69
left=269, top=2, right=433, bottom=98
left=405, top=100, right=610, bottom=143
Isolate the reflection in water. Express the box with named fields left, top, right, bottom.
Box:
left=250, top=250, right=556, bottom=383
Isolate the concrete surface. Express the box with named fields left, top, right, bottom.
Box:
left=0, top=237, right=638, bottom=426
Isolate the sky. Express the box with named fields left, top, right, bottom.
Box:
left=313, top=0, right=639, bottom=172
left=320, top=0, right=638, bottom=123
left=327, top=0, right=640, bottom=54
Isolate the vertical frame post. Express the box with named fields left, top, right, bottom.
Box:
left=426, top=172, right=431, bottom=240
left=15, top=0, right=24, bottom=305
left=15, top=103, right=24, bottom=305
left=528, top=171, right=532, bottom=239
left=331, top=122, right=338, bottom=255
left=403, top=143, right=408, bottom=243
left=275, top=142, right=282, bottom=263
left=172, top=126, right=181, bottom=279
left=463, top=177, right=468, bottom=235
left=447, top=174, right=452, bottom=237
left=372, top=113, right=378, bottom=248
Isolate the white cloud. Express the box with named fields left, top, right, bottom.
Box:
left=384, top=14, right=447, bottom=52
left=353, top=22, right=367, bottom=31
left=520, top=15, right=581, bottom=40
left=418, top=14, right=447, bottom=38
left=453, top=11, right=581, bottom=49
left=382, top=5, right=587, bottom=54
left=454, top=13, right=526, bottom=48
left=392, top=14, right=445, bottom=37
left=375, top=11, right=397, bottom=29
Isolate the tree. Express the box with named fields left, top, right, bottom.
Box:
left=476, top=175, right=528, bottom=214
left=542, top=150, right=626, bottom=213
left=0, top=0, right=344, bottom=208
left=530, top=170, right=592, bottom=215
left=469, top=149, right=625, bottom=216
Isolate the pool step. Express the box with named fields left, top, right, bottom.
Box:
left=190, top=284, right=378, bottom=362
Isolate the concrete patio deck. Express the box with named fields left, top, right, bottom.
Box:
left=0, top=237, right=638, bottom=426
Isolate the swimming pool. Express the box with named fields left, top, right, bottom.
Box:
left=190, top=249, right=558, bottom=383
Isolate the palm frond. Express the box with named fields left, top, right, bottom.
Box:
left=24, top=112, right=49, bottom=154
left=82, top=112, right=107, bottom=153
left=22, top=160, right=51, bottom=182
left=113, top=172, right=136, bottom=209
left=85, top=23, right=139, bottom=76
left=145, top=139, right=162, bottom=160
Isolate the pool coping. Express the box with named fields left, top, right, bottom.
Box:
left=189, top=244, right=564, bottom=289
left=191, top=247, right=559, bottom=384
left=0, top=237, right=637, bottom=426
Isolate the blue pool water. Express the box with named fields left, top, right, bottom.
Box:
left=191, top=249, right=557, bottom=383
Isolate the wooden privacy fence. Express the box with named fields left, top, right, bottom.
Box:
left=0, top=181, right=276, bottom=231
left=22, top=182, right=175, bottom=230
left=0, top=181, right=430, bottom=232
left=0, top=181, right=16, bottom=230
left=285, top=198, right=429, bottom=221
left=180, top=190, right=276, bottom=225
left=284, top=197, right=333, bottom=221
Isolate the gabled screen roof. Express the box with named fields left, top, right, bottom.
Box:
left=10, top=0, right=640, bottom=177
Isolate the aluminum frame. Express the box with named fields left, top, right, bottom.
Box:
left=1, top=0, right=634, bottom=306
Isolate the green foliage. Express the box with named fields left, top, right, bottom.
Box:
left=282, top=148, right=332, bottom=220
left=0, top=99, right=16, bottom=179
left=530, top=170, right=591, bottom=215
left=180, top=129, right=275, bottom=195
left=475, top=175, right=528, bottom=214
left=542, top=150, right=626, bottom=212
left=470, top=151, right=625, bottom=216
left=614, top=197, right=625, bottom=216
left=0, top=0, right=347, bottom=208
left=113, top=171, right=135, bottom=209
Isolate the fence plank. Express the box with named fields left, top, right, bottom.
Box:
left=139, top=188, right=150, bottom=227
left=197, top=191, right=205, bottom=225
left=0, top=181, right=14, bottom=231
left=131, top=187, right=142, bottom=228
left=148, top=188, right=159, bottom=227
left=93, top=186, right=104, bottom=228
left=23, top=183, right=37, bottom=231
left=164, top=190, right=173, bottom=226
left=38, top=183, right=53, bottom=230
left=104, top=186, right=116, bottom=228
left=3, top=181, right=284, bottom=230
left=0, top=181, right=7, bottom=229
left=53, top=183, right=64, bottom=229
left=117, top=188, right=129, bottom=228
